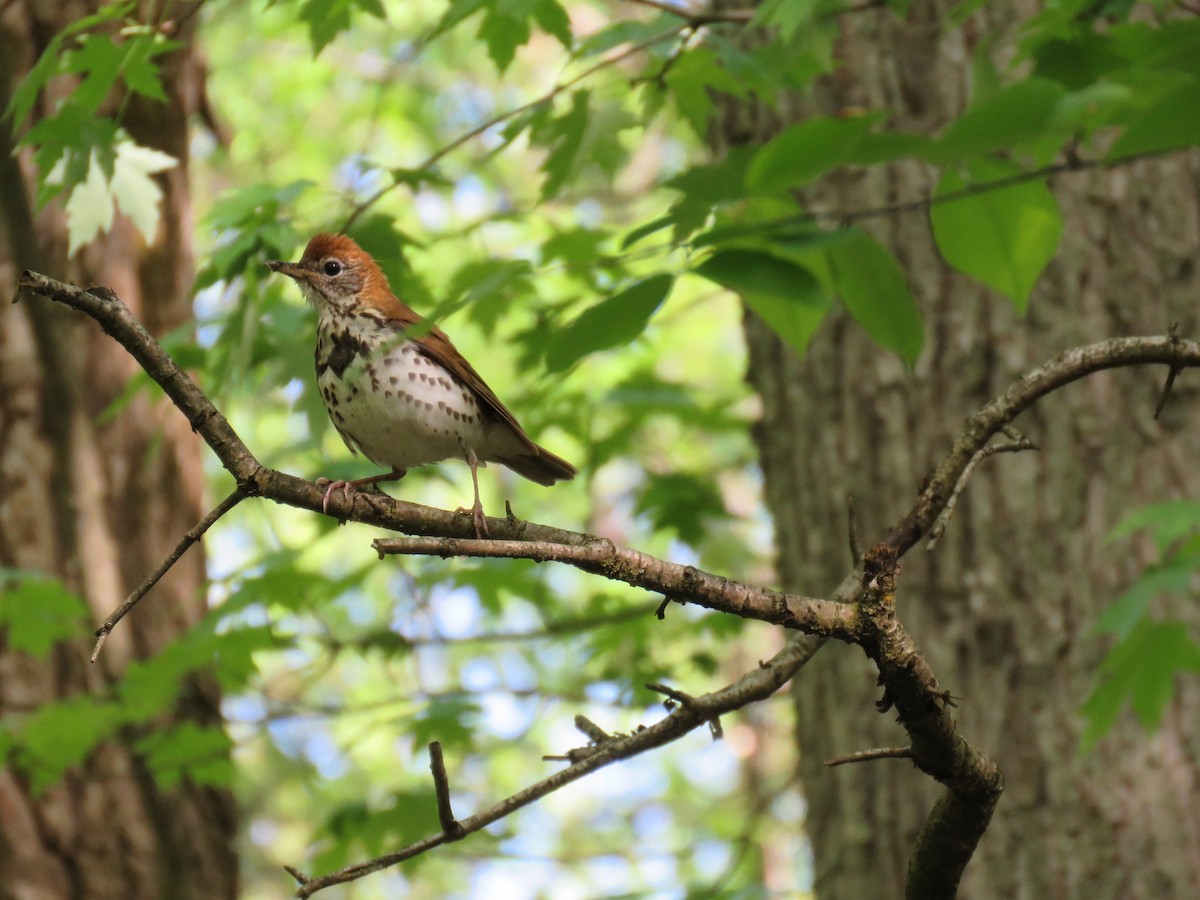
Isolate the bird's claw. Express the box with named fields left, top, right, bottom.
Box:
left=455, top=502, right=489, bottom=538
left=316, top=477, right=353, bottom=514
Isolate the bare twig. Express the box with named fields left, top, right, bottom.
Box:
left=91, top=488, right=247, bottom=661
left=825, top=746, right=913, bottom=768
left=428, top=742, right=465, bottom=840
left=622, top=0, right=754, bottom=23
left=1154, top=323, right=1183, bottom=420
left=847, top=494, right=863, bottom=563
left=925, top=438, right=1038, bottom=551
left=573, top=715, right=612, bottom=743
left=647, top=683, right=722, bottom=739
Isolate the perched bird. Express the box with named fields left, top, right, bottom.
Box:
left=267, top=233, right=575, bottom=535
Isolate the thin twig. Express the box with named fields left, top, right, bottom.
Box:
left=1155, top=323, right=1183, bottom=420
left=741, top=148, right=1173, bottom=236
left=646, top=681, right=696, bottom=708
left=573, top=715, right=612, bottom=743
left=825, top=746, right=913, bottom=768
left=91, top=488, right=246, bottom=662
left=925, top=438, right=1039, bottom=551
left=621, top=0, right=754, bottom=23
left=428, top=742, right=465, bottom=840
left=847, top=494, right=863, bottom=563
left=647, top=683, right=722, bottom=738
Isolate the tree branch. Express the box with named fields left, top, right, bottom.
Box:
left=288, top=631, right=824, bottom=897
left=17, top=270, right=1200, bottom=899
left=885, top=330, right=1200, bottom=555
left=91, top=488, right=247, bottom=661
left=825, top=746, right=912, bottom=768
left=372, top=534, right=858, bottom=637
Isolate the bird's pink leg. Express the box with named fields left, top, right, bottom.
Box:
left=317, top=469, right=405, bottom=514
left=464, top=449, right=488, bottom=538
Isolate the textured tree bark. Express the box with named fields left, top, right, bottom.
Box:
left=734, top=3, right=1200, bottom=898
left=0, top=3, right=236, bottom=897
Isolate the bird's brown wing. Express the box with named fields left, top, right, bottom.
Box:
left=378, top=297, right=576, bottom=484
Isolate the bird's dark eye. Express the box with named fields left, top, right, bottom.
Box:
left=323, top=260, right=342, bottom=276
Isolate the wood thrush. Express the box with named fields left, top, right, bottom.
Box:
left=267, top=233, right=575, bottom=535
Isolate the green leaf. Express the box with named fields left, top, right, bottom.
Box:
left=5, top=35, right=67, bottom=128
left=322, top=790, right=441, bottom=860
left=826, top=230, right=923, bottom=364
left=0, top=572, right=88, bottom=658
left=693, top=249, right=825, bottom=303
left=635, top=473, right=729, bottom=546
left=1094, top=561, right=1195, bottom=637
left=694, top=249, right=829, bottom=356
left=299, top=0, right=386, bottom=55
left=137, top=723, right=233, bottom=789
left=545, top=275, right=673, bottom=373
left=751, top=0, right=819, bottom=43
left=536, top=90, right=590, bottom=201
left=118, top=35, right=179, bottom=102
left=1107, top=81, right=1200, bottom=159
left=531, top=0, right=572, bottom=49
left=574, top=16, right=676, bottom=59
left=930, top=160, right=1062, bottom=312
left=480, top=7, right=528, bottom=71
left=408, top=698, right=481, bottom=749
left=664, top=47, right=748, bottom=137
left=25, top=105, right=119, bottom=203
left=746, top=113, right=883, bottom=194
left=742, top=293, right=828, bottom=357
left=429, top=0, right=487, bottom=41
left=14, top=696, right=121, bottom=793
left=4, top=1, right=137, bottom=127
left=924, top=78, right=1067, bottom=164
left=1108, top=500, right=1200, bottom=549
left=621, top=215, right=676, bottom=250
left=1081, top=619, right=1200, bottom=751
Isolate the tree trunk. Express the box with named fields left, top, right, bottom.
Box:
left=737, top=4, right=1200, bottom=898
left=0, top=3, right=237, bottom=897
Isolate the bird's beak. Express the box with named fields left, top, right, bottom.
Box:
left=265, top=259, right=310, bottom=281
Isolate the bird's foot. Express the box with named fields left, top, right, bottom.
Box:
left=455, top=501, right=489, bottom=539
left=316, top=477, right=354, bottom=514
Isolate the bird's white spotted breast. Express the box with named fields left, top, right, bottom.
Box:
left=316, top=314, right=488, bottom=471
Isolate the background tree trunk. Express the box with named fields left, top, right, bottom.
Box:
left=736, top=4, right=1200, bottom=898
left=0, top=3, right=236, bottom=897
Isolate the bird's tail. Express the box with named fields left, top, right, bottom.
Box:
left=497, top=445, right=577, bottom=486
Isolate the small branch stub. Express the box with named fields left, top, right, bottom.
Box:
left=825, top=746, right=913, bottom=768
left=428, top=742, right=465, bottom=841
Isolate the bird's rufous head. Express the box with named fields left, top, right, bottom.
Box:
left=266, top=233, right=392, bottom=314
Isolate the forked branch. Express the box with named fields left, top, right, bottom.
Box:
left=16, top=269, right=1200, bottom=900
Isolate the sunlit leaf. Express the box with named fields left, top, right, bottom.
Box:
left=746, top=113, right=884, bottom=194
left=545, top=275, right=673, bottom=372
left=924, top=78, right=1067, bottom=164
left=64, top=139, right=177, bottom=254
left=827, top=230, right=923, bottom=364
left=930, top=160, right=1062, bottom=312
